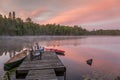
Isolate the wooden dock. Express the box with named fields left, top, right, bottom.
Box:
left=15, top=51, right=66, bottom=80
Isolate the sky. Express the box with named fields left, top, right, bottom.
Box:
left=0, top=0, right=120, bottom=30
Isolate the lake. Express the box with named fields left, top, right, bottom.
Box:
left=0, top=36, right=120, bottom=80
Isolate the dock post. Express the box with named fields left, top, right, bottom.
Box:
left=30, top=49, right=33, bottom=61
left=64, top=71, right=66, bottom=80
left=64, top=67, right=66, bottom=80
left=6, top=72, right=11, bottom=80
left=40, top=52, right=42, bottom=60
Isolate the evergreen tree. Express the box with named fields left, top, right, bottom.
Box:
left=13, top=11, right=15, bottom=19
left=0, top=12, right=120, bottom=36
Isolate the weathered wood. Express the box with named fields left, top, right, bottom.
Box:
left=17, top=51, right=65, bottom=70
left=26, top=69, right=57, bottom=80
left=16, top=51, right=66, bottom=80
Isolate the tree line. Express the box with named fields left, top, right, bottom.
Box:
left=0, top=12, right=120, bottom=36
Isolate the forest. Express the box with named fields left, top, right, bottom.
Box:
left=0, top=12, right=120, bottom=36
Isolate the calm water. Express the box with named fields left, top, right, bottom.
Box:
left=0, top=36, right=120, bottom=80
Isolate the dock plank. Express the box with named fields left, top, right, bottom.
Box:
left=26, top=69, right=57, bottom=80
left=17, top=51, right=65, bottom=70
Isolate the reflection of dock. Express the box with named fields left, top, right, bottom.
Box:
left=12, top=51, right=66, bottom=80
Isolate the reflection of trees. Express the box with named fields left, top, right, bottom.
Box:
left=41, top=36, right=85, bottom=47
left=0, top=52, right=3, bottom=56
left=45, top=39, right=81, bottom=47
left=73, top=39, right=78, bottom=46
left=0, top=37, right=33, bottom=56
left=45, top=40, right=61, bottom=47
left=8, top=50, right=16, bottom=58
left=0, top=36, right=85, bottom=55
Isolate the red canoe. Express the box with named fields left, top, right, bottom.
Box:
left=45, top=48, right=65, bottom=55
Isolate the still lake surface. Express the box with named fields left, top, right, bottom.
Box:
left=0, top=36, right=120, bottom=80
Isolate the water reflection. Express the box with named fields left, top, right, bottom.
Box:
left=0, top=36, right=84, bottom=79
left=0, top=52, right=10, bottom=78
left=8, top=50, right=16, bottom=58
left=0, top=36, right=120, bottom=80
left=57, top=46, right=120, bottom=80
left=0, top=36, right=84, bottom=54
left=45, top=39, right=80, bottom=47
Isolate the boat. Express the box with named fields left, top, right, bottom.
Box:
left=4, top=49, right=27, bottom=71
left=45, top=48, right=65, bottom=55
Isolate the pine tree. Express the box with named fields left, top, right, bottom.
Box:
left=9, top=12, right=12, bottom=19
left=13, top=11, right=15, bottom=19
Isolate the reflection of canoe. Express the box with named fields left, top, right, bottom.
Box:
left=4, top=49, right=27, bottom=71
left=54, top=49, right=65, bottom=55
left=45, top=48, right=65, bottom=55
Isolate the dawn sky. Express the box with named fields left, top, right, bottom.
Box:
left=0, top=0, right=120, bottom=30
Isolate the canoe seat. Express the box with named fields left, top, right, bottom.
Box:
left=34, top=50, right=41, bottom=56
left=30, top=49, right=44, bottom=60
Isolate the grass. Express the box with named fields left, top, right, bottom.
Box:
left=3, top=68, right=17, bottom=80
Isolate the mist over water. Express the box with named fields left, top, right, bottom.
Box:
left=0, top=36, right=120, bottom=80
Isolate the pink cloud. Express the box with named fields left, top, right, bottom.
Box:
left=1, top=0, right=120, bottom=29
left=31, top=8, right=47, bottom=17
left=18, top=8, right=47, bottom=21
left=40, top=0, right=120, bottom=25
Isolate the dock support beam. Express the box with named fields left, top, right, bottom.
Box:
left=64, top=71, right=66, bottom=80
left=7, top=72, right=11, bottom=80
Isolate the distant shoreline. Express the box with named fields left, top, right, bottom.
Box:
left=1, top=13, right=120, bottom=36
